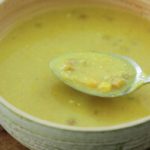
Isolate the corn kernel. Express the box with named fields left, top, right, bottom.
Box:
left=63, top=64, right=74, bottom=72
left=85, top=79, right=98, bottom=88
left=112, top=78, right=126, bottom=89
left=97, top=82, right=112, bottom=92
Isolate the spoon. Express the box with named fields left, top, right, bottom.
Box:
left=50, top=52, right=148, bottom=98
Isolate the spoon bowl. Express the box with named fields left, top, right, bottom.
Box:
left=50, top=52, right=148, bottom=98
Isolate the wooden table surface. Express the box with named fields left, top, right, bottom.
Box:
left=0, top=129, right=28, bottom=150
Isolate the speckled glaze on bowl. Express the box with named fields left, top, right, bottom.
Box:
left=0, top=0, right=150, bottom=150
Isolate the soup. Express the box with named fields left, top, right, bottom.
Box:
left=0, top=6, right=150, bottom=127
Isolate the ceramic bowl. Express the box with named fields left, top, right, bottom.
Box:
left=0, top=0, right=150, bottom=150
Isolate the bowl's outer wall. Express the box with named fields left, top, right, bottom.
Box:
left=0, top=0, right=150, bottom=150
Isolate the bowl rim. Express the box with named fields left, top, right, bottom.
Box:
left=0, top=96, right=150, bottom=132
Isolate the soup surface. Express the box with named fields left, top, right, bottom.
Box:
left=0, top=6, right=150, bottom=127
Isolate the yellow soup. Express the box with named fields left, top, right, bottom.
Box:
left=0, top=6, right=150, bottom=127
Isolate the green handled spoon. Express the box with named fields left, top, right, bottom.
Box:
left=50, top=52, right=148, bottom=98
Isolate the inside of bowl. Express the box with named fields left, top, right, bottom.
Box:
left=0, top=0, right=150, bottom=129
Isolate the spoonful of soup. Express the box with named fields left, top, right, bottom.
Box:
left=50, top=52, right=149, bottom=98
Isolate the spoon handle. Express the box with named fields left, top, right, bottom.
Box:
left=143, top=76, right=150, bottom=83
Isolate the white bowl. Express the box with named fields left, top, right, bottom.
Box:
left=0, top=0, right=150, bottom=150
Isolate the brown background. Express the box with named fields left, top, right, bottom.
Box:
left=0, top=130, right=28, bottom=150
